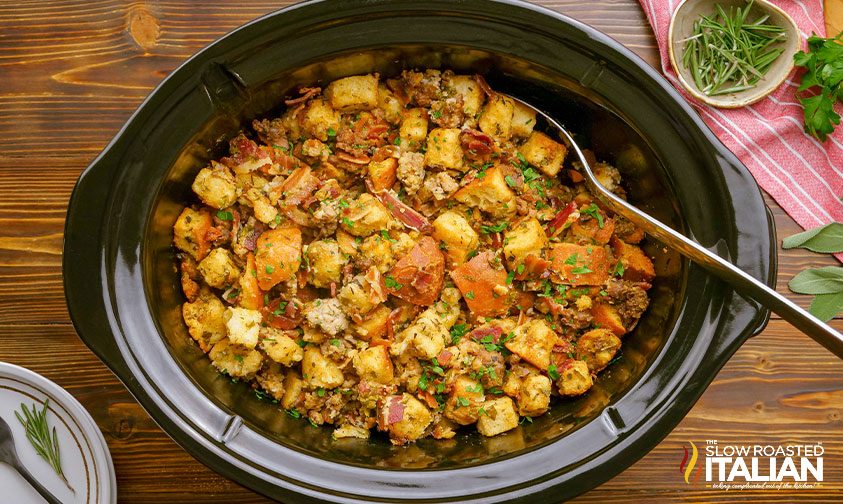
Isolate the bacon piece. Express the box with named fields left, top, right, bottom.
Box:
left=284, top=86, right=321, bottom=106
left=469, top=326, right=503, bottom=344
left=262, top=298, right=300, bottom=330
left=366, top=182, right=432, bottom=233
left=546, top=201, right=578, bottom=237
left=386, top=236, right=445, bottom=306
left=336, top=151, right=371, bottom=165
left=460, top=128, right=495, bottom=156
left=474, top=74, right=494, bottom=97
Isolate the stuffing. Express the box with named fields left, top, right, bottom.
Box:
left=424, top=128, right=464, bottom=171
left=197, top=248, right=241, bottom=289
left=191, top=161, right=238, bottom=209
left=209, top=339, right=263, bottom=379
left=173, top=207, right=213, bottom=261
left=182, top=293, right=227, bottom=352
left=431, top=210, right=479, bottom=267
left=305, top=239, right=345, bottom=288
left=303, top=298, right=349, bottom=336
left=476, top=396, right=519, bottom=437
left=224, top=306, right=263, bottom=349
left=397, top=151, right=426, bottom=195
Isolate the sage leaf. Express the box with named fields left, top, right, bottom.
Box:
left=809, top=292, right=843, bottom=321
left=782, top=222, right=843, bottom=253
left=788, top=266, right=843, bottom=294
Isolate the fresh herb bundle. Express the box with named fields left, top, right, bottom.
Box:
left=784, top=222, right=843, bottom=320
left=15, top=400, right=73, bottom=491
left=794, top=33, right=843, bottom=141
left=680, top=0, right=786, bottom=96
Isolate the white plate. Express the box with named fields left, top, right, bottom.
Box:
left=0, top=362, right=116, bottom=503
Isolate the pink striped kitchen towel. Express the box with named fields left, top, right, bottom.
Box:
left=639, top=0, right=843, bottom=255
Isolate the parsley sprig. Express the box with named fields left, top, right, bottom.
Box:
left=794, top=33, right=843, bottom=141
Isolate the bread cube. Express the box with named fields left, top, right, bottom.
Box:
left=303, top=297, right=349, bottom=336
left=209, top=338, right=263, bottom=379
left=377, top=83, right=403, bottom=124
left=367, top=157, right=398, bottom=192
left=182, top=294, right=227, bottom=352
left=555, top=359, right=593, bottom=396
left=548, top=243, right=610, bottom=286
left=359, top=234, right=394, bottom=273
left=517, top=374, right=551, bottom=417
left=478, top=94, right=514, bottom=141
left=476, top=396, right=519, bottom=437
left=338, top=267, right=387, bottom=317
left=444, top=74, right=485, bottom=118
left=302, top=346, right=345, bottom=389
left=353, top=345, right=394, bottom=384
left=341, top=193, right=393, bottom=237
left=224, top=306, right=262, bottom=349
left=259, top=328, right=304, bottom=366
left=237, top=253, right=263, bottom=310
left=255, top=362, right=286, bottom=400
left=453, top=165, right=516, bottom=218
left=197, top=248, right=241, bottom=289
left=503, top=217, right=548, bottom=269
left=353, top=305, right=391, bottom=341
left=591, top=303, right=627, bottom=336
left=424, top=128, right=464, bottom=171
left=399, top=108, right=429, bottom=145
left=281, top=368, right=304, bottom=409
left=306, top=239, right=345, bottom=288
left=378, top=393, right=432, bottom=444
left=192, top=162, right=238, bottom=209
left=325, top=74, right=379, bottom=112
left=392, top=288, right=460, bottom=360
left=577, top=328, right=621, bottom=373
left=301, top=99, right=341, bottom=141
left=255, top=227, right=302, bottom=290
left=610, top=237, right=655, bottom=283
left=511, top=101, right=537, bottom=138
left=244, top=187, right=278, bottom=225
left=333, top=424, right=371, bottom=440
left=444, top=375, right=485, bottom=425
left=519, top=131, right=567, bottom=177
left=173, top=207, right=213, bottom=261
left=505, top=318, right=556, bottom=369
left=450, top=250, right=512, bottom=317
left=432, top=211, right=479, bottom=267
left=571, top=213, right=615, bottom=245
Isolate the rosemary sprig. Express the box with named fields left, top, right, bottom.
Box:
left=680, top=0, right=786, bottom=96
left=15, top=400, right=73, bottom=492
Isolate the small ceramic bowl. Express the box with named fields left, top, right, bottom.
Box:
left=668, top=0, right=800, bottom=108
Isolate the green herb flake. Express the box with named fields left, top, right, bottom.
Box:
left=384, top=275, right=403, bottom=290
left=216, top=210, right=234, bottom=221
left=547, top=364, right=560, bottom=381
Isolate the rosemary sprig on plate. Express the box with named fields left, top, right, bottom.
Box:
left=680, top=0, right=786, bottom=96
left=15, top=399, right=73, bottom=492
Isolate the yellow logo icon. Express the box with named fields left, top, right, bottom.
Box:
left=680, top=441, right=701, bottom=484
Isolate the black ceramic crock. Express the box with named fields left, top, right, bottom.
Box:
left=63, top=1, right=777, bottom=502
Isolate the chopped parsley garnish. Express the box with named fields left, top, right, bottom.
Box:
left=432, top=110, right=442, bottom=119
left=380, top=230, right=396, bottom=243
left=456, top=396, right=470, bottom=407
left=450, top=323, right=468, bottom=344
left=564, top=253, right=579, bottom=266
left=465, top=291, right=475, bottom=300
left=505, top=175, right=517, bottom=187
left=581, top=203, right=605, bottom=228
left=384, top=275, right=403, bottom=290
left=613, top=260, right=625, bottom=277
left=505, top=270, right=515, bottom=285
left=330, top=338, right=341, bottom=347
left=547, top=364, right=560, bottom=381
left=338, top=199, right=350, bottom=208
left=326, top=127, right=336, bottom=138
left=286, top=408, right=301, bottom=419
left=341, top=217, right=354, bottom=228
left=216, top=210, right=233, bottom=221
left=272, top=301, right=288, bottom=316
left=571, top=265, right=592, bottom=275
left=516, top=263, right=525, bottom=275
left=265, top=265, right=275, bottom=274
left=481, top=222, right=507, bottom=234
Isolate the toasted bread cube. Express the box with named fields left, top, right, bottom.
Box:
left=399, top=108, right=429, bottom=145
left=477, top=396, right=519, bottom=437
left=391, top=288, right=460, bottom=359
left=610, top=237, right=655, bottom=283
left=424, top=128, right=464, bottom=171
left=244, top=187, right=278, bottom=224
left=378, top=83, right=403, bottom=124
left=517, top=374, right=551, bottom=417
left=505, top=318, right=556, bottom=369
left=445, top=74, right=484, bottom=117
left=591, top=303, right=627, bottom=336
left=503, top=217, right=548, bottom=269
left=303, top=297, right=349, bottom=336
left=368, top=157, right=398, bottom=192
left=182, top=294, right=227, bottom=352
left=353, top=345, right=394, bottom=384
left=577, top=328, right=621, bottom=373
left=197, top=248, right=241, bottom=289
left=209, top=339, right=263, bottom=379
left=354, top=305, right=391, bottom=341
left=359, top=234, right=394, bottom=273
left=548, top=243, right=610, bottom=286
left=453, top=165, right=516, bottom=218
left=432, top=211, right=479, bottom=267
left=478, top=94, right=514, bottom=141
left=502, top=372, right=522, bottom=398
left=259, top=328, right=304, bottom=366
left=571, top=213, right=615, bottom=245
left=444, top=375, right=485, bottom=425
left=302, top=346, right=344, bottom=389
left=224, top=306, right=262, bottom=349
left=556, top=359, right=593, bottom=396
left=450, top=250, right=512, bottom=317
left=325, top=74, right=379, bottom=112
left=519, top=131, right=567, bottom=177
left=255, top=362, right=286, bottom=400
left=281, top=368, right=304, bottom=409
left=333, top=424, right=371, bottom=440
left=338, top=267, right=387, bottom=317
left=192, top=162, right=238, bottom=209
left=237, top=253, right=263, bottom=310
left=174, top=207, right=213, bottom=261
left=301, top=99, right=341, bottom=141
left=255, top=227, right=302, bottom=290
left=379, top=393, right=432, bottom=444
left=341, top=193, right=393, bottom=237
left=511, top=101, right=537, bottom=138
left=306, top=239, right=345, bottom=288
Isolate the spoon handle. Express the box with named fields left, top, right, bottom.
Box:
left=10, top=457, right=63, bottom=504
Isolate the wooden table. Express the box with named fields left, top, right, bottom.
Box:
left=0, top=1, right=840, bottom=502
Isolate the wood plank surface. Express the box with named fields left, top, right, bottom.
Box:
left=0, top=1, right=839, bottom=503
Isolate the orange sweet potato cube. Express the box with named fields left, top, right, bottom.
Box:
left=548, top=243, right=610, bottom=286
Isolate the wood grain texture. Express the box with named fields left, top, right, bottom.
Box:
left=0, top=1, right=839, bottom=503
